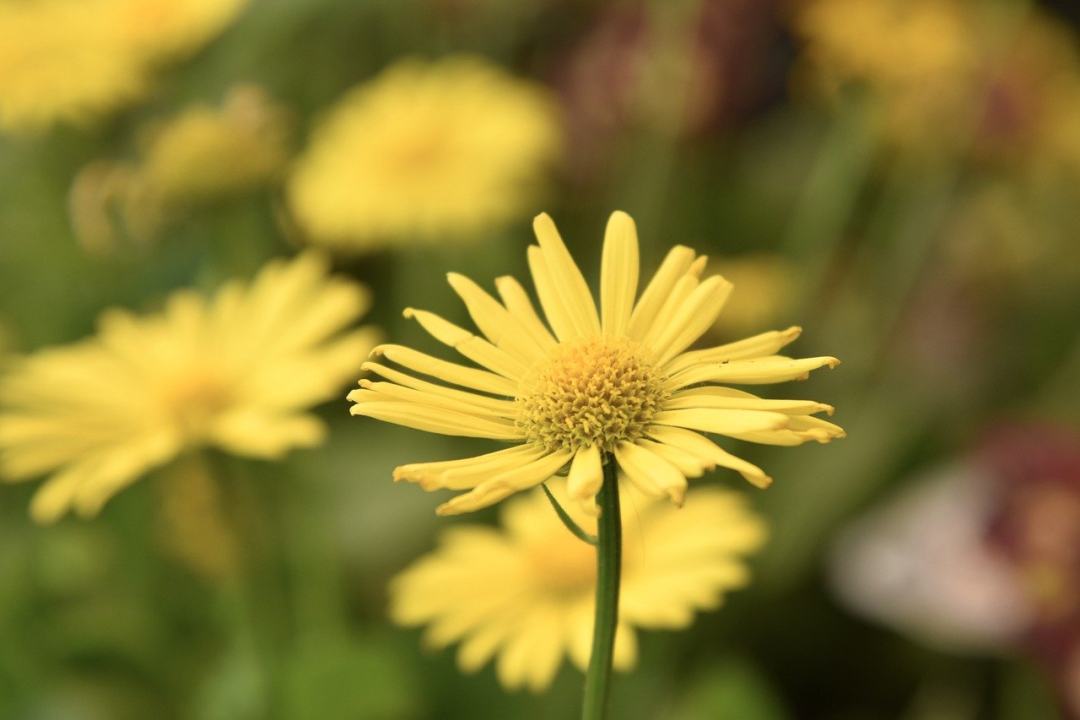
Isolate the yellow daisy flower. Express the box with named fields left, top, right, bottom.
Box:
left=0, top=254, right=378, bottom=523
left=0, top=1, right=146, bottom=133
left=287, top=56, right=562, bottom=251
left=348, top=211, right=842, bottom=516
left=391, top=480, right=767, bottom=692
left=0, top=0, right=248, bottom=134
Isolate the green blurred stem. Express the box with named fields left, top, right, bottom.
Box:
left=582, top=456, right=621, bottom=720
left=542, top=483, right=597, bottom=545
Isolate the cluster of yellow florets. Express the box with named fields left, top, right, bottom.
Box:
left=517, top=338, right=666, bottom=453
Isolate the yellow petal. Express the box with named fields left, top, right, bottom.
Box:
left=652, top=408, right=789, bottom=436
left=71, top=432, right=182, bottom=517
left=446, top=273, right=547, bottom=361
left=615, top=441, right=687, bottom=505
left=403, top=308, right=526, bottom=380
left=457, top=616, right=517, bottom=673
left=494, top=275, right=558, bottom=351
left=436, top=449, right=572, bottom=515
left=665, top=388, right=834, bottom=415
left=663, top=326, right=803, bottom=375
left=640, top=273, right=699, bottom=352
left=359, top=361, right=518, bottom=415
left=393, top=444, right=545, bottom=490
left=666, top=355, right=840, bottom=389
left=371, top=344, right=518, bottom=396
left=650, top=275, right=733, bottom=365
left=29, top=465, right=89, bottom=525
left=627, top=245, right=696, bottom=340
left=527, top=245, right=581, bottom=342
left=354, top=379, right=515, bottom=421
left=637, top=438, right=707, bottom=477
left=646, top=425, right=772, bottom=487
left=612, top=622, right=639, bottom=671
left=600, top=210, right=639, bottom=336
left=350, top=400, right=522, bottom=440
left=532, top=213, right=600, bottom=336
left=211, top=411, right=325, bottom=458
left=566, top=444, right=603, bottom=501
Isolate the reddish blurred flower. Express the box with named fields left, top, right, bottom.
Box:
left=554, top=0, right=782, bottom=178
left=832, top=422, right=1080, bottom=717
left=982, top=424, right=1080, bottom=719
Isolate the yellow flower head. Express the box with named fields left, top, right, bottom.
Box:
left=287, top=56, right=562, bottom=251
left=0, top=253, right=378, bottom=523
left=0, top=0, right=248, bottom=134
left=794, top=0, right=978, bottom=146
left=391, top=480, right=766, bottom=691
left=134, top=85, right=289, bottom=204
left=348, top=211, right=842, bottom=516
left=0, top=1, right=145, bottom=133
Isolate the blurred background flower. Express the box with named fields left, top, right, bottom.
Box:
left=70, top=84, right=291, bottom=252
left=287, top=56, right=562, bottom=251
left=0, top=0, right=248, bottom=134
left=0, top=253, right=376, bottom=523
left=831, top=423, right=1080, bottom=718
left=391, top=480, right=766, bottom=692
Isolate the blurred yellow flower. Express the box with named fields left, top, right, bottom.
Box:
left=0, top=2, right=144, bottom=133
left=0, top=253, right=377, bottom=523
left=106, top=0, right=248, bottom=61
left=0, top=0, right=248, bottom=134
left=349, top=211, right=842, bottom=516
left=70, top=85, right=291, bottom=251
left=287, top=56, right=562, bottom=251
left=794, top=0, right=978, bottom=147
left=390, top=480, right=766, bottom=691
left=136, top=85, right=290, bottom=204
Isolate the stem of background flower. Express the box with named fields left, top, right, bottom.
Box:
left=581, top=456, right=622, bottom=720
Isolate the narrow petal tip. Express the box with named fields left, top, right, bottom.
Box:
left=750, top=473, right=773, bottom=489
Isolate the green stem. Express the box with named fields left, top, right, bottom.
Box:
left=582, top=456, right=622, bottom=720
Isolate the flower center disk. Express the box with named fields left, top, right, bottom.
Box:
left=517, top=338, right=665, bottom=453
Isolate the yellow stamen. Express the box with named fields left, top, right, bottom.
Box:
left=517, top=338, right=666, bottom=453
